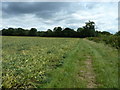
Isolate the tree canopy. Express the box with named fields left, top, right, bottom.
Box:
left=1, top=21, right=116, bottom=37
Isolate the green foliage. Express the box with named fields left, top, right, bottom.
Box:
left=95, top=31, right=112, bottom=36
left=53, top=27, right=62, bottom=37
left=115, top=31, right=120, bottom=36
left=77, top=21, right=96, bottom=37
left=2, top=21, right=117, bottom=38
left=87, top=35, right=119, bottom=49
left=46, top=29, right=53, bottom=37
left=1, top=21, right=118, bottom=38
left=62, top=28, right=76, bottom=37
left=1, top=21, right=97, bottom=38
left=2, top=28, right=30, bottom=36
left=77, top=27, right=83, bottom=32
left=28, top=28, right=37, bottom=36
left=2, top=36, right=78, bottom=88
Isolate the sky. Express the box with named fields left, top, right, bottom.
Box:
left=1, top=1, right=118, bottom=33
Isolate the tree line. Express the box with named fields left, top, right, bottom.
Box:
left=0, top=21, right=119, bottom=37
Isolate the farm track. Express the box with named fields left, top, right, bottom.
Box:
left=76, top=39, right=98, bottom=88
left=84, top=56, right=97, bottom=88
left=79, top=39, right=118, bottom=88
left=82, top=40, right=98, bottom=88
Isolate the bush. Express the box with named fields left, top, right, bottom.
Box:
left=87, top=35, right=119, bottom=49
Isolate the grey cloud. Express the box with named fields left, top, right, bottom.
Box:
left=2, top=2, right=98, bottom=19
left=2, top=2, right=71, bottom=19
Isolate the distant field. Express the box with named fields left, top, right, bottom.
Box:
left=2, top=36, right=118, bottom=88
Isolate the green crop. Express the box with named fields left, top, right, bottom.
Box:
left=2, top=36, right=79, bottom=88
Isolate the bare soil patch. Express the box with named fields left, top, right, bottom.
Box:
left=85, top=56, right=97, bottom=88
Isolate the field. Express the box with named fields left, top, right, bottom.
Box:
left=2, top=36, right=118, bottom=88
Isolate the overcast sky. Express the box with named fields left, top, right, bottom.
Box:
left=1, top=2, right=118, bottom=33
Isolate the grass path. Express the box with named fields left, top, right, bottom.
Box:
left=43, top=38, right=118, bottom=88
left=83, top=39, right=118, bottom=88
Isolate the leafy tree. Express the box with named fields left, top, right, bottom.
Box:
left=2, top=28, right=8, bottom=35
left=78, top=21, right=96, bottom=37
left=0, top=30, right=1, bottom=35
left=101, top=31, right=112, bottom=35
left=17, top=28, right=25, bottom=36
left=37, top=31, right=46, bottom=37
left=62, top=28, right=76, bottom=37
left=46, top=29, right=53, bottom=37
left=77, top=27, right=83, bottom=32
left=1, top=21, right=116, bottom=38
left=28, top=28, right=37, bottom=36
left=84, top=20, right=96, bottom=37
left=53, top=27, right=62, bottom=37
left=95, top=31, right=112, bottom=37
left=115, top=31, right=120, bottom=36
left=7, top=28, right=15, bottom=35
left=77, top=27, right=84, bottom=37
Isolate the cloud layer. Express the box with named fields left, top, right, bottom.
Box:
left=1, top=2, right=118, bottom=33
